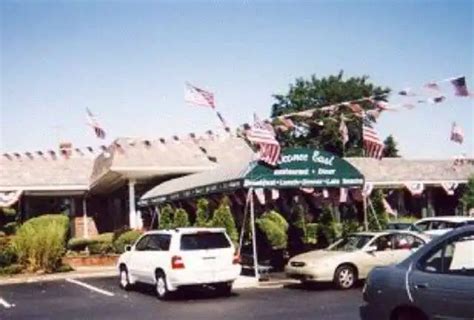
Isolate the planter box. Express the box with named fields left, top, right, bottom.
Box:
left=63, top=255, right=119, bottom=268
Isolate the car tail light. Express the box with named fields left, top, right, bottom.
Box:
left=233, top=251, right=241, bottom=265
left=171, top=255, right=185, bottom=269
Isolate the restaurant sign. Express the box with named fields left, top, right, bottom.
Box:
left=243, top=148, right=364, bottom=188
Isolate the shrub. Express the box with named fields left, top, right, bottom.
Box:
left=210, top=197, right=238, bottom=244
left=288, top=201, right=307, bottom=255
left=88, top=233, right=114, bottom=255
left=113, top=230, right=143, bottom=254
left=317, top=206, right=342, bottom=247
left=12, top=214, right=69, bottom=272
left=391, top=216, right=418, bottom=224
left=0, top=231, right=5, bottom=237
left=112, top=226, right=131, bottom=243
left=159, top=205, right=174, bottom=229
left=256, top=211, right=288, bottom=249
left=174, top=208, right=190, bottom=228
left=461, top=176, right=474, bottom=211
left=0, top=263, right=23, bottom=275
left=195, top=198, right=210, bottom=227
left=305, top=223, right=318, bottom=244
left=3, top=222, right=19, bottom=235
left=67, top=238, right=96, bottom=252
left=341, top=219, right=362, bottom=237
left=0, top=236, right=16, bottom=268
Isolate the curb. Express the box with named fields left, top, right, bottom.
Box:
left=0, top=269, right=116, bottom=286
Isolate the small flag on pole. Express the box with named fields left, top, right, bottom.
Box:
left=362, top=115, right=384, bottom=159
left=450, top=76, right=470, bottom=97
left=247, top=114, right=281, bottom=166
left=86, top=108, right=106, bottom=139
left=450, top=122, right=464, bottom=144
left=339, top=116, right=349, bottom=145
left=424, top=82, right=441, bottom=92
left=185, top=82, right=216, bottom=108
left=216, top=111, right=229, bottom=129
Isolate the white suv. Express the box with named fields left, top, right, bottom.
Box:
left=117, top=228, right=241, bottom=299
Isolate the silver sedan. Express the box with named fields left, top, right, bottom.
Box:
left=360, top=226, right=474, bottom=320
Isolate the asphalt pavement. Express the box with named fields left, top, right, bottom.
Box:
left=0, top=277, right=363, bottom=320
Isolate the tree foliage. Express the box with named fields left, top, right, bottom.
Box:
left=194, top=198, right=210, bottom=227
left=461, top=176, right=474, bottom=212
left=173, top=208, right=190, bottom=228
left=271, top=71, right=390, bottom=156
left=256, top=211, right=288, bottom=250
left=383, top=135, right=400, bottom=157
left=159, top=205, right=174, bottom=230
left=210, top=197, right=238, bottom=244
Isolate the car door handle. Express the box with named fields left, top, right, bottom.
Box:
left=414, top=283, right=429, bottom=289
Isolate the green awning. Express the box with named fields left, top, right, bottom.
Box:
left=140, top=148, right=364, bottom=205
left=244, top=148, right=364, bottom=188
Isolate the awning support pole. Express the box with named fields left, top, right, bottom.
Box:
left=238, top=190, right=252, bottom=253
left=249, top=188, right=259, bottom=280
left=82, top=196, right=89, bottom=239
left=128, top=179, right=137, bottom=229
left=363, top=195, right=368, bottom=231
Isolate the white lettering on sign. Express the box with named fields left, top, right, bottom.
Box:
left=312, top=151, right=335, bottom=166
left=318, top=168, right=335, bottom=175
left=280, top=154, right=309, bottom=164
left=274, top=169, right=309, bottom=176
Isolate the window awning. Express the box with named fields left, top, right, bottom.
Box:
left=139, top=148, right=364, bottom=206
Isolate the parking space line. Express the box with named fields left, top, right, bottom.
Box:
left=0, top=297, right=14, bottom=309
left=65, top=278, right=115, bottom=297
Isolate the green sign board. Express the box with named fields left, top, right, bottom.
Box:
left=243, top=148, right=364, bottom=188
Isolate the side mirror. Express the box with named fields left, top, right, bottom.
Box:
left=125, top=245, right=132, bottom=252
left=365, top=245, right=377, bottom=253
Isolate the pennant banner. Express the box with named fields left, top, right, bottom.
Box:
left=405, top=182, right=424, bottom=196
left=0, top=190, right=22, bottom=208
left=441, top=181, right=459, bottom=196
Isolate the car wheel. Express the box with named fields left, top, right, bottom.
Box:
left=394, top=308, right=428, bottom=320
left=155, top=271, right=171, bottom=300
left=215, top=282, right=232, bottom=296
left=334, top=265, right=356, bottom=289
left=119, top=266, right=132, bottom=290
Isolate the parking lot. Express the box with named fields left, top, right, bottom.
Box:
left=0, top=277, right=363, bottom=320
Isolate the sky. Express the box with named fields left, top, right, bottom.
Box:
left=1, top=0, right=473, bottom=159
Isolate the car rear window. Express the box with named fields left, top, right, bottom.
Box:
left=180, top=232, right=231, bottom=251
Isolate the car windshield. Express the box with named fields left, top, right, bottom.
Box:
left=328, top=235, right=373, bottom=252
left=180, top=232, right=231, bottom=251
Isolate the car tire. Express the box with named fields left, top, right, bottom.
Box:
left=155, top=271, right=171, bottom=300
left=334, top=265, right=356, bottom=289
left=215, top=282, right=233, bottom=296
left=394, top=308, right=428, bottom=320
left=119, top=266, right=132, bottom=291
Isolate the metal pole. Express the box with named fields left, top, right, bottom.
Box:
left=249, top=188, right=259, bottom=280
left=238, top=190, right=252, bottom=254
left=363, top=195, right=368, bottom=231
left=128, top=179, right=137, bottom=229
left=82, top=196, right=89, bottom=239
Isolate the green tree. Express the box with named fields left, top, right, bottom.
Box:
left=159, top=205, right=174, bottom=229
left=173, top=208, right=190, bottom=228
left=461, top=176, right=474, bottom=212
left=194, top=198, right=210, bottom=227
left=383, top=135, right=400, bottom=157
left=287, top=200, right=307, bottom=255
left=317, top=205, right=342, bottom=247
left=271, top=71, right=390, bottom=156
left=210, top=197, right=238, bottom=244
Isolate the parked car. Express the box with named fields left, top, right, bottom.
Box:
left=117, top=228, right=241, bottom=299
left=360, top=226, right=474, bottom=320
left=285, top=230, right=429, bottom=289
left=412, top=216, right=474, bottom=237
left=387, top=222, right=420, bottom=231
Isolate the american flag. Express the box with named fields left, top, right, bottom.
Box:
left=246, top=114, right=281, bottom=166
left=185, top=82, right=215, bottom=108
left=86, top=108, right=106, bottom=139
left=450, top=76, right=470, bottom=97
left=362, top=115, right=384, bottom=159
left=339, top=116, right=349, bottom=145
left=450, top=122, right=464, bottom=144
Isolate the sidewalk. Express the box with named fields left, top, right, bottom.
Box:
left=0, top=267, right=297, bottom=289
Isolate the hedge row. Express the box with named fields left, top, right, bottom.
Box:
left=67, top=230, right=142, bottom=255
